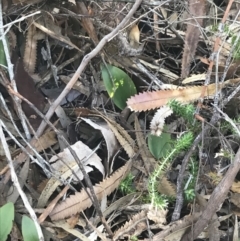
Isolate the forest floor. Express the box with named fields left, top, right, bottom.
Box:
left=1, top=0, right=240, bottom=240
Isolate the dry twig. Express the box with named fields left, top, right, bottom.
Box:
left=0, top=121, right=44, bottom=240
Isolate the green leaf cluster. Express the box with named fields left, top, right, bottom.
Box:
left=145, top=101, right=195, bottom=209
left=168, top=100, right=195, bottom=125
left=119, top=173, right=135, bottom=194
left=148, top=132, right=193, bottom=208
left=119, top=99, right=196, bottom=208
left=0, top=202, right=39, bottom=241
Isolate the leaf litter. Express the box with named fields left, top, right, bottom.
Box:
left=1, top=0, right=240, bottom=240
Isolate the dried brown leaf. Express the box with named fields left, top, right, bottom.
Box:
left=230, top=193, right=240, bottom=207
left=23, top=21, right=45, bottom=73
left=66, top=214, right=79, bottom=229
left=81, top=118, right=118, bottom=163
left=129, top=24, right=140, bottom=48
left=76, top=2, right=99, bottom=45
left=37, top=141, right=104, bottom=208
left=14, top=58, right=45, bottom=129
left=113, top=210, right=147, bottom=241
left=49, top=161, right=132, bottom=220
left=182, top=74, right=206, bottom=84
left=147, top=209, right=167, bottom=225
left=231, top=181, right=240, bottom=193
left=127, top=84, right=220, bottom=112
left=52, top=220, right=91, bottom=241
left=157, top=176, right=176, bottom=197
left=35, top=131, right=57, bottom=152
left=152, top=213, right=201, bottom=240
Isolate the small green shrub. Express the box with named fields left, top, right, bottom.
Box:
left=119, top=173, right=135, bottom=194
left=0, top=202, right=40, bottom=241
left=148, top=132, right=193, bottom=209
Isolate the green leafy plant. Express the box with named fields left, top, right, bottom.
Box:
left=101, top=64, right=137, bottom=110
left=22, top=215, right=39, bottom=241
left=0, top=202, right=40, bottom=241
left=168, top=100, right=195, bottom=125
left=148, top=132, right=193, bottom=209
left=145, top=102, right=195, bottom=209
left=0, top=202, right=14, bottom=241
left=119, top=173, right=135, bottom=194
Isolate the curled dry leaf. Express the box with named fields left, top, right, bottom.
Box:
left=98, top=114, right=136, bottom=159
left=150, top=106, right=173, bottom=136
left=81, top=117, right=118, bottom=164
left=49, top=160, right=132, bottom=220
left=37, top=141, right=104, bottom=208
